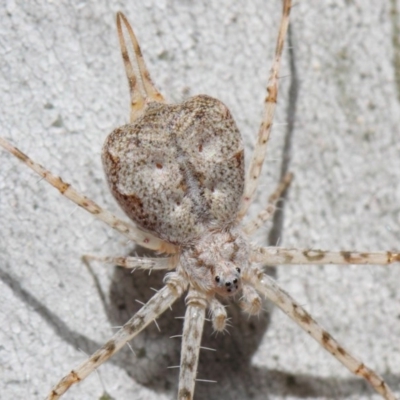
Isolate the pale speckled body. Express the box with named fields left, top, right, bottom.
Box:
left=180, top=228, right=249, bottom=296
left=102, top=95, right=244, bottom=245
left=102, top=94, right=246, bottom=296
left=1, top=2, right=399, bottom=399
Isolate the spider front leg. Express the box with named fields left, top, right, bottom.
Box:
left=47, top=273, right=187, bottom=400
left=247, top=270, right=397, bottom=400
left=178, top=288, right=207, bottom=400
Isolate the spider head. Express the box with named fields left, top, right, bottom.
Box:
left=213, top=263, right=242, bottom=296
left=180, top=229, right=249, bottom=297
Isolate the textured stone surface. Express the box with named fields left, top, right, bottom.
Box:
left=1, top=1, right=400, bottom=399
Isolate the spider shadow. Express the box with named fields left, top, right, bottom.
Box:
left=2, top=261, right=397, bottom=400
left=101, top=248, right=321, bottom=400
left=102, top=252, right=400, bottom=400
left=105, top=256, right=275, bottom=400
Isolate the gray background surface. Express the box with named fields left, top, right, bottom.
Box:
left=1, top=1, right=400, bottom=399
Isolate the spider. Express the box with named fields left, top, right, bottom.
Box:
left=1, top=1, right=399, bottom=399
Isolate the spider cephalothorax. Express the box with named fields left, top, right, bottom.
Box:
left=180, top=229, right=249, bottom=297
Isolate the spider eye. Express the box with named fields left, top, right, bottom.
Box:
left=215, top=276, right=220, bottom=283
left=236, top=267, right=241, bottom=274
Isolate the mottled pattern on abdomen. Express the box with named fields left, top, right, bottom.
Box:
left=102, top=95, right=244, bottom=244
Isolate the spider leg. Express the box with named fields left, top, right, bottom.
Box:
left=237, top=0, right=292, bottom=220
left=250, top=246, right=400, bottom=265
left=247, top=271, right=397, bottom=400
left=46, top=272, right=187, bottom=400
left=239, top=282, right=262, bottom=315
left=208, top=296, right=227, bottom=332
left=178, top=288, right=207, bottom=400
left=116, top=12, right=165, bottom=123
left=0, top=137, right=177, bottom=254
left=82, top=254, right=179, bottom=270
left=243, top=171, right=293, bottom=235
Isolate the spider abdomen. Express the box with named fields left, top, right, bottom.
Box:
left=102, top=94, right=245, bottom=244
